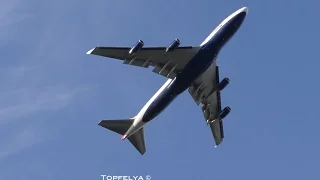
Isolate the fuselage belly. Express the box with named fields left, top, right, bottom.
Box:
left=141, top=9, right=247, bottom=123
left=125, top=7, right=248, bottom=138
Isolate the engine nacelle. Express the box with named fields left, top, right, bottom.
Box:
left=219, top=106, right=231, bottom=120
left=166, top=38, right=180, bottom=52
left=217, top=77, right=230, bottom=91
left=129, top=40, right=144, bottom=54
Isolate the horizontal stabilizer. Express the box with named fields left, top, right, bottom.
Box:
left=99, top=119, right=132, bottom=135
left=128, top=128, right=146, bottom=155
left=98, top=119, right=146, bottom=155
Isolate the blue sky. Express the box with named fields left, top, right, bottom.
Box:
left=1, top=0, right=319, bottom=179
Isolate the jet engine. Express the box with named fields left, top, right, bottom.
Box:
left=166, top=38, right=180, bottom=52
left=219, top=106, right=231, bottom=120
left=129, top=40, right=144, bottom=55
left=217, top=77, right=230, bottom=91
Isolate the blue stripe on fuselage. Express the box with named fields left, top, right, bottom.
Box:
left=141, top=11, right=247, bottom=123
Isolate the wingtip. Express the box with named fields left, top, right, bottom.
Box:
left=86, top=48, right=95, bottom=55
left=97, top=120, right=103, bottom=126
left=121, top=134, right=127, bottom=140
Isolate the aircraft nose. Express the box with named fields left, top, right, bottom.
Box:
left=241, top=7, right=248, bottom=14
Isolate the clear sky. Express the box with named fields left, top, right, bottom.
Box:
left=1, top=0, right=319, bottom=179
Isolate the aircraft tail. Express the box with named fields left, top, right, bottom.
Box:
left=98, top=119, right=146, bottom=155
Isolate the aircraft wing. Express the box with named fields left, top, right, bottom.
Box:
left=86, top=42, right=201, bottom=79
left=188, top=61, right=230, bottom=146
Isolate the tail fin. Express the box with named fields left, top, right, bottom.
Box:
left=98, top=119, right=146, bottom=155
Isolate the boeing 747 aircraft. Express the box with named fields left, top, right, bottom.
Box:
left=86, top=7, right=248, bottom=155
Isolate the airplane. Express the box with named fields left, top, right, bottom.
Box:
left=86, top=7, right=248, bottom=155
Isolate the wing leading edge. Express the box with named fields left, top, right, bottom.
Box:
left=86, top=42, right=201, bottom=79
left=188, top=61, right=231, bottom=146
